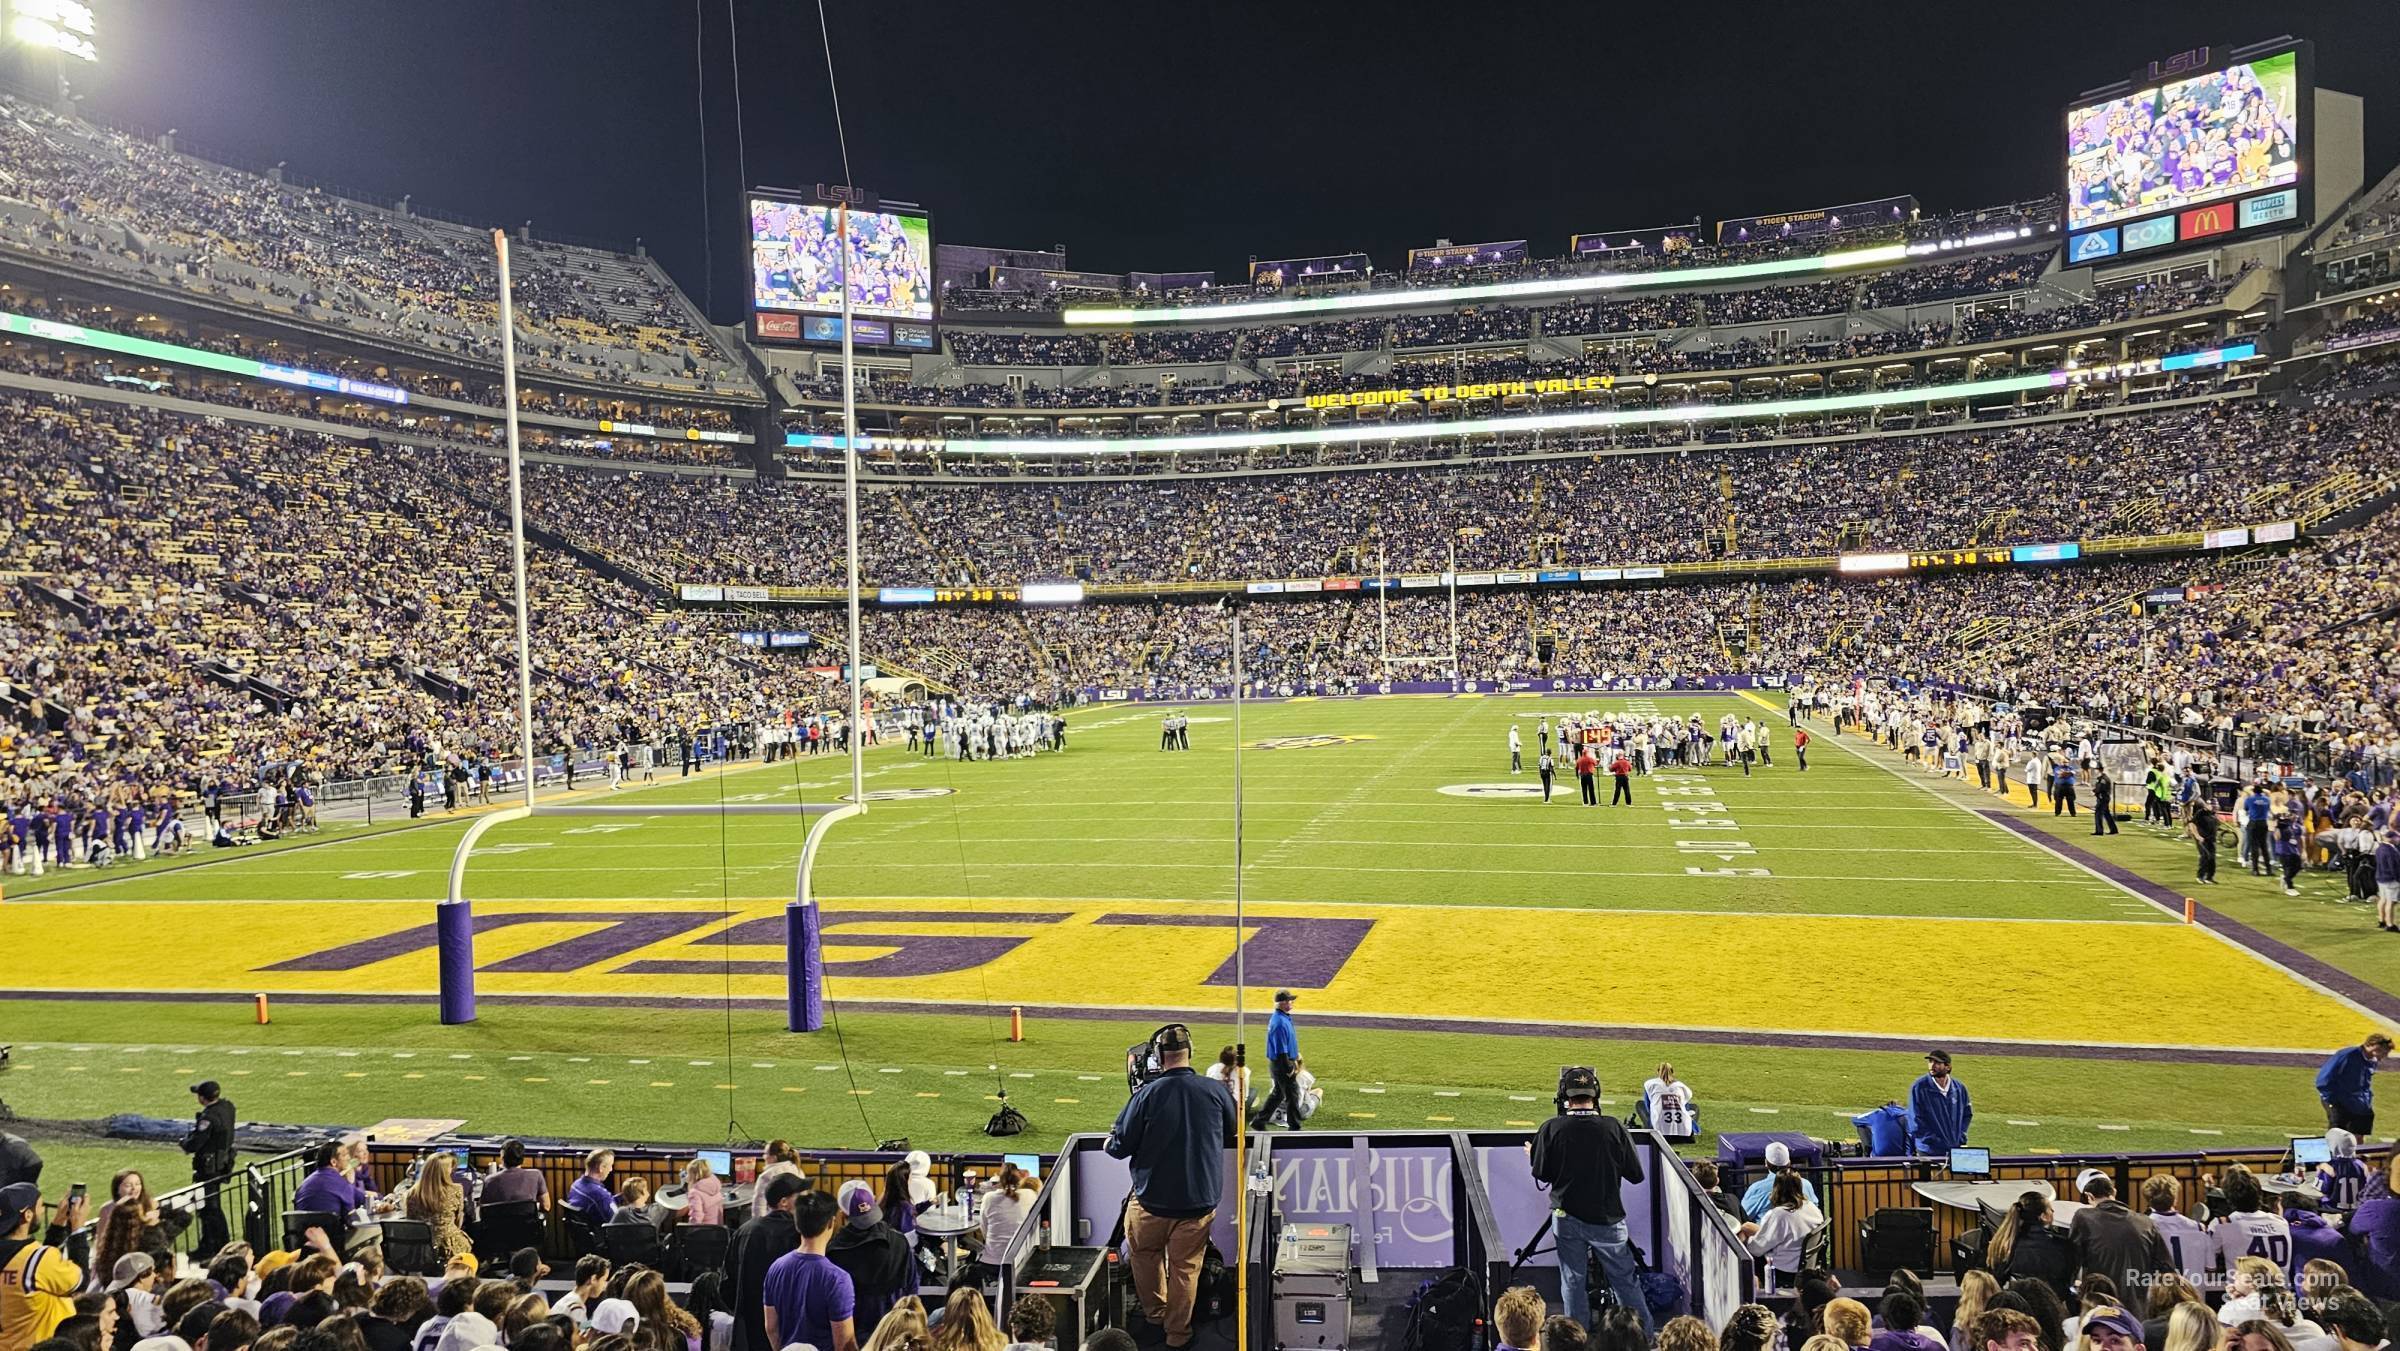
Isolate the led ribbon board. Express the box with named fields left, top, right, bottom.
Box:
left=937, top=342, right=2257, bottom=457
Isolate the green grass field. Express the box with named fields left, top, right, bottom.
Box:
left=1, top=693, right=2386, bottom=1178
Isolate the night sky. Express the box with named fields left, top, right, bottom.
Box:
left=65, top=1, right=2400, bottom=324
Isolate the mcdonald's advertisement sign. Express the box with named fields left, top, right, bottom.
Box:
left=2177, top=203, right=2235, bottom=241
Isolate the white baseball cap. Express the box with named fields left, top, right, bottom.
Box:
left=2076, top=1168, right=2111, bottom=1195
left=1764, top=1142, right=1792, bottom=1167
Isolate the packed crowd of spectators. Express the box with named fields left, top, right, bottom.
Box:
left=711, top=396, right=2395, bottom=589
left=0, top=395, right=842, bottom=819
left=0, top=93, right=746, bottom=394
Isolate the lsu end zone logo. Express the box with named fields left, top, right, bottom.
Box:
left=1247, top=733, right=1378, bottom=750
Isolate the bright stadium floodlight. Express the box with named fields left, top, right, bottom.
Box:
left=9, top=0, right=96, bottom=61
left=1061, top=243, right=1912, bottom=324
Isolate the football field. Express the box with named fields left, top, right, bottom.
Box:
left=0, top=693, right=2375, bottom=1154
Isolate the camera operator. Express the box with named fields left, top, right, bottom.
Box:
left=1106, top=1025, right=1236, bottom=1350
left=1529, top=1068, right=1651, bottom=1334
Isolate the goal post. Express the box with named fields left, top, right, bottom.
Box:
left=438, top=801, right=849, bottom=1028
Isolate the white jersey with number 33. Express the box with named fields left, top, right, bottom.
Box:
left=1644, top=1078, right=1696, bottom=1138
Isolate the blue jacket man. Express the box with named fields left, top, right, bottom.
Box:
left=2317, top=1034, right=2391, bottom=1136
left=1251, top=991, right=1306, bottom=1130
left=1106, top=1026, right=1234, bottom=1348
left=1907, top=1050, right=1972, bottom=1155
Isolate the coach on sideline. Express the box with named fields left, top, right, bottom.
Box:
left=2318, top=1034, right=2392, bottom=1136
left=1251, top=991, right=1304, bottom=1131
left=1106, top=1026, right=1235, bottom=1349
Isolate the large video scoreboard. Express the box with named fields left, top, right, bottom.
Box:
left=748, top=187, right=938, bottom=352
left=2063, top=39, right=2313, bottom=265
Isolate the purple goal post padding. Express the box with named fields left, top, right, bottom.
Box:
left=788, top=899, right=823, bottom=1032
left=437, top=901, right=477, bottom=1024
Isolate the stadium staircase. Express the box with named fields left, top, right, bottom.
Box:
left=1970, top=506, right=2020, bottom=544
left=1949, top=615, right=2009, bottom=650
left=2292, top=470, right=2373, bottom=525
left=2100, top=493, right=2163, bottom=534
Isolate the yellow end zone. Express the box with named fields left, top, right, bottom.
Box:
left=0, top=897, right=2362, bottom=1051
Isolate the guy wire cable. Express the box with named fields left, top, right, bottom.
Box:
left=775, top=702, right=879, bottom=1147
left=692, top=0, right=711, bottom=314
left=716, top=749, right=747, bottom=1144
left=934, top=705, right=1015, bottom=1108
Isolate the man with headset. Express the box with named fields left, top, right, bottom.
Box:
left=1107, top=1025, right=1236, bottom=1349
left=1529, top=1068, right=1651, bottom=1333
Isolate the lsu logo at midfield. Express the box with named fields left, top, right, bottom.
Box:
left=1248, top=734, right=1377, bottom=750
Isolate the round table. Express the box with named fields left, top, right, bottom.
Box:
left=1912, top=1180, right=2084, bottom=1228
left=914, top=1205, right=978, bottom=1283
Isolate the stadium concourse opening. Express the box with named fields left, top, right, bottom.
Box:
left=6, top=13, right=2400, bottom=1351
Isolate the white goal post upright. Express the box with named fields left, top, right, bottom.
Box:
left=436, top=229, right=852, bottom=1029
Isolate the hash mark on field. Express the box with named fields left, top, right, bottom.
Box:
left=629, top=1059, right=650, bottom=1064
left=650, top=1081, right=675, bottom=1088
left=1434, top=1091, right=1460, bottom=1098
left=1077, top=1074, right=1103, bottom=1081
left=392, top=1052, right=415, bottom=1059
left=1010, top=1072, right=1036, bottom=1079
left=1748, top=1107, right=1781, bottom=1114
left=586, top=1079, right=611, bottom=1086
left=1507, top=1120, right=1537, bottom=1127
left=1427, top=1115, right=1455, bottom=1122
left=1054, top=1097, right=1080, bottom=1104
left=1508, top=1094, right=1537, bottom=1102
left=1348, top=1112, right=1377, bottom=1119
left=816, top=1064, right=840, bottom=1071
left=2007, top=1119, right=2043, bottom=1126
left=462, top=1074, right=485, bottom=1081
left=2190, top=1128, right=2223, bottom=1135
left=782, top=1086, right=805, bottom=1094
left=916, top=1092, right=941, bottom=1098
left=2095, top=1124, right=2130, bottom=1131
left=944, top=1069, right=969, bottom=1076
left=879, top=1067, right=906, bottom=1074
